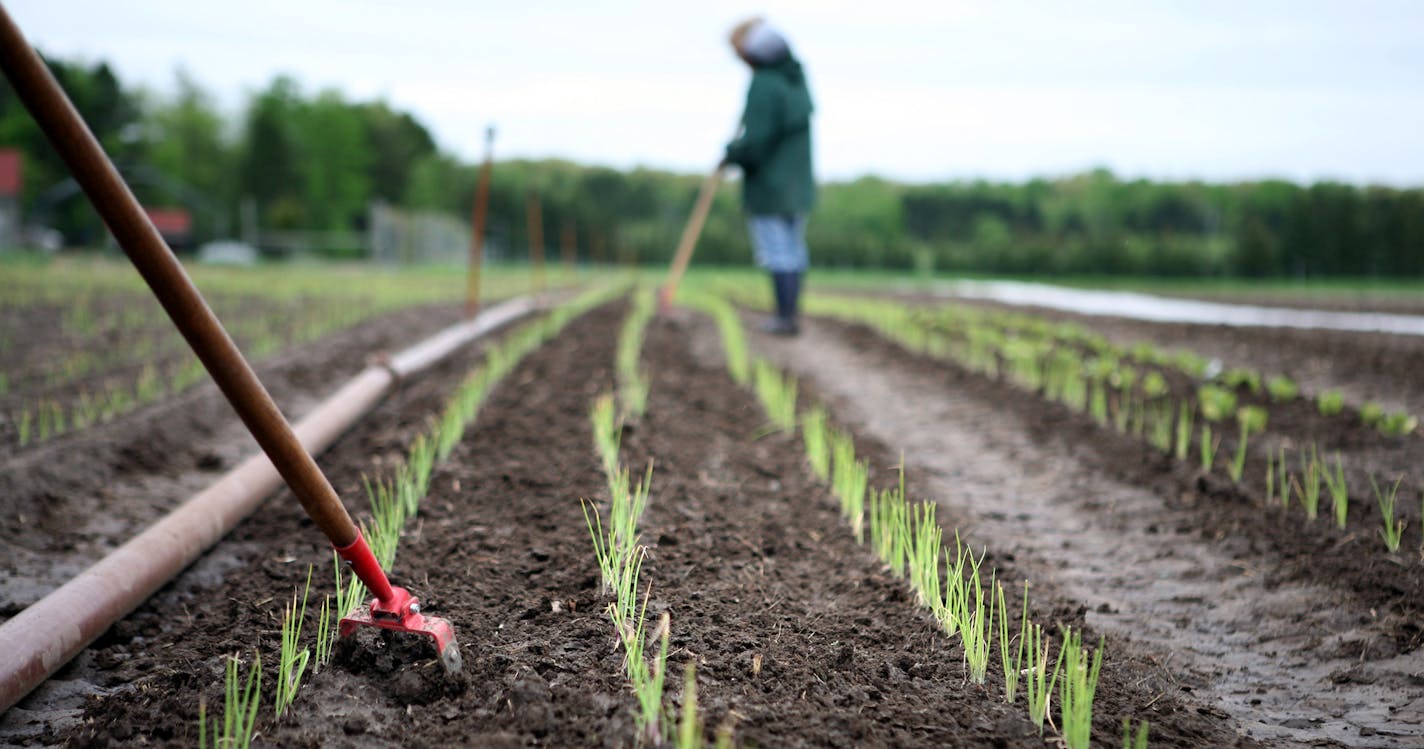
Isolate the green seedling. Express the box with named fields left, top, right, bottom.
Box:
left=1360, top=401, right=1385, bottom=427
left=677, top=662, right=703, bottom=749
left=1089, top=378, right=1109, bottom=426
left=584, top=463, right=655, bottom=596
left=200, top=652, right=261, bottom=749
left=403, top=434, right=435, bottom=511
left=1277, top=446, right=1292, bottom=509
left=1265, top=375, right=1298, bottom=402
left=801, top=407, right=831, bottom=482
left=1379, top=411, right=1419, bottom=437
left=610, top=541, right=647, bottom=633
left=1172, top=350, right=1210, bottom=378
left=332, top=549, right=366, bottom=619
left=1141, top=371, right=1169, bottom=399
left=615, top=289, right=655, bottom=419
left=1197, top=384, right=1236, bottom=423
left=1174, top=400, right=1194, bottom=462
left=753, top=359, right=798, bottom=433
left=1229, top=406, right=1268, bottom=482
left=1323, top=452, right=1349, bottom=528
left=582, top=498, right=619, bottom=596
left=1316, top=389, right=1345, bottom=417
left=908, top=502, right=943, bottom=608
left=830, top=430, right=868, bottom=542
left=1199, top=424, right=1218, bottom=473
left=362, top=478, right=403, bottom=568
left=1024, top=622, right=1059, bottom=733
left=935, top=533, right=969, bottom=638
left=1147, top=401, right=1174, bottom=453
left=1129, top=341, right=1162, bottom=365
left=1058, top=627, right=1104, bottom=749
left=959, top=559, right=994, bottom=685
left=1294, top=445, right=1323, bottom=520
left=274, top=567, right=314, bottom=718
left=1112, top=366, right=1138, bottom=433
left=591, top=393, right=621, bottom=476
left=1220, top=367, right=1261, bottom=393
left=1371, top=476, right=1407, bottom=553
left=314, top=594, right=333, bottom=672
left=612, top=599, right=669, bottom=746
left=1122, top=718, right=1150, bottom=749
left=869, top=484, right=910, bottom=577
left=999, top=581, right=1029, bottom=704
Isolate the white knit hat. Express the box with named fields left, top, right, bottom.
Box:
left=737, top=20, right=789, bottom=64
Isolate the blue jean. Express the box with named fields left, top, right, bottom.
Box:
left=747, top=214, right=809, bottom=273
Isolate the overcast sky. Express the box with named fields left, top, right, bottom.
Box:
left=7, top=0, right=1423, bottom=185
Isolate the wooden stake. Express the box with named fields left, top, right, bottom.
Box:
left=465, top=125, right=495, bottom=318
left=525, top=189, right=545, bottom=294
left=562, top=220, right=577, bottom=270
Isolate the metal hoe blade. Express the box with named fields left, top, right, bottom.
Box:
left=339, top=584, right=463, bottom=674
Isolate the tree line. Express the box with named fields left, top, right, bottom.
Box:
left=2, top=54, right=1421, bottom=277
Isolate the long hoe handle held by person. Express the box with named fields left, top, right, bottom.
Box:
left=0, top=3, right=461, bottom=674
left=658, top=164, right=725, bottom=313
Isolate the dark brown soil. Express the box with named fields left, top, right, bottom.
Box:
left=5, top=291, right=1422, bottom=748
left=750, top=309, right=1423, bottom=747
left=0, top=302, right=463, bottom=623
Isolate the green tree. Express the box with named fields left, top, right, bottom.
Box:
left=238, top=77, right=303, bottom=228
left=290, top=89, right=372, bottom=231
left=144, top=68, right=233, bottom=239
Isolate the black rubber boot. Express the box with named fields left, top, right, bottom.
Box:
left=769, top=271, right=790, bottom=321
left=784, top=271, right=802, bottom=328
left=762, top=272, right=800, bottom=336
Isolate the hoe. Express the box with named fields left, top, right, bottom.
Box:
left=658, top=165, right=723, bottom=313
left=0, top=5, right=462, bottom=673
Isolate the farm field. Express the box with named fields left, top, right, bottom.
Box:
left=1, top=264, right=1422, bottom=748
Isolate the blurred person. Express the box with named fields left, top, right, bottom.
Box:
left=722, top=17, right=815, bottom=336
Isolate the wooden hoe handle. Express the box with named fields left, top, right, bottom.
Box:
left=660, top=165, right=724, bottom=310
left=0, top=3, right=362, bottom=548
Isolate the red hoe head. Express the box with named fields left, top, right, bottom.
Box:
left=657, top=285, right=675, bottom=315
left=334, top=533, right=463, bottom=674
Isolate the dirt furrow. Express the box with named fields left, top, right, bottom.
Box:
left=751, top=316, right=1424, bottom=747
left=0, top=302, right=464, bottom=624
left=1, top=301, right=498, bottom=745
left=622, top=313, right=1044, bottom=747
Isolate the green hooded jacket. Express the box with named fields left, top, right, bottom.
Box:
left=723, top=55, right=815, bottom=215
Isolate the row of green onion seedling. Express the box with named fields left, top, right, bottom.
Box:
left=779, top=291, right=1419, bottom=557
left=197, top=286, right=620, bottom=748
left=582, top=294, right=725, bottom=747
left=10, top=356, right=208, bottom=447
left=706, top=280, right=1415, bottom=445
left=616, top=287, right=657, bottom=420
left=4, top=263, right=550, bottom=449
left=901, top=296, right=1417, bottom=439
left=690, top=289, right=1147, bottom=749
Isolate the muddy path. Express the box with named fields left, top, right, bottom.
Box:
left=750, top=316, right=1424, bottom=748
left=0, top=302, right=464, bottom=625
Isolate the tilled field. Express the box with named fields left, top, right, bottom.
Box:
left=2, top=290, right=1422, bottom=748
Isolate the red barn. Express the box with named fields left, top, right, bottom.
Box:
left=144, top=207, right=193, bottom=246
left=0, top=149, right=20, bottom=197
